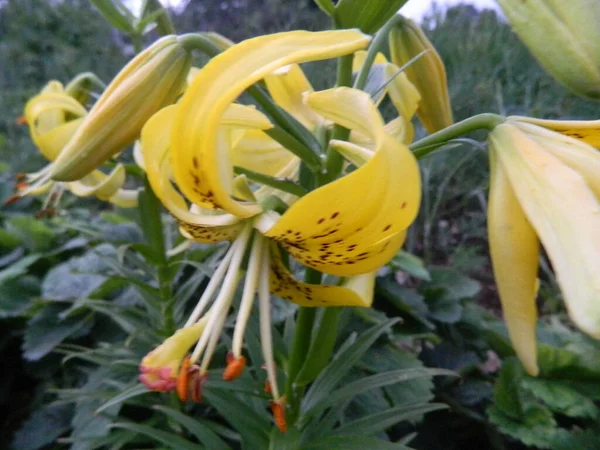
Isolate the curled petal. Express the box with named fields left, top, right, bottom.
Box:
left=262, top=88, right=420, bottom=276
left=510, top=117, right=600, bottom=149
left=490, top=123, right=600, bottom=338
left=488, top=148, right=540, bottom=376
left=172, top=29, right=371, bottom=218
left=268, top=243, right=376, bottom=307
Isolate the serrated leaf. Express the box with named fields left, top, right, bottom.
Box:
left=334, top=403, right=448, bottom=436
left=0, top=275, right=39, bottom=318
left=153, top=405, right=232, bottom=450
left=487, top=405, right=565, bottom=449
left=6, top=215, right=56, bottom=252
left=11, top=403, right=72, bottom=450
left=23, top=304, right=93, bottom=361
left=301, top=319, right=399, bottom=418
left=0, top=253, right=41, bottom=285
left=334, top=0, right=408, bottom=34
left=110, top=422, right=200, bottom=450
left=42, top=244, right=116, bottom=300
left=521, top=377, right=600, bottom=419
left=300, top=435, right=411, bottom=450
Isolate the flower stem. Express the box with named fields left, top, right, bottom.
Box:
left=324, top=53, right=354, bottom=182
left=285, top=269, right=321, bottom=423
left=353, top=14, right=402, bottom=91
left=410, top=113, right=505, bottom=159
left=233, top=166, right=308, bottom=197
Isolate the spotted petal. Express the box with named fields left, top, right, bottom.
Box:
left=268, top=243, right=375, bottom=307
left=259, top=88, right=420, bottom=276
left=141, top=105, right=245, bottom=243
left=171, top=30, right=371, bottom=218
left=511, top=116, right=600, bottom=148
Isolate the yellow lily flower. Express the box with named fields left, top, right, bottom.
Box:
left=10, top=80, right=138, bottom=212
left=139, top=30, right=422, bottom=425
left=488, top=119, right=600, bottom=375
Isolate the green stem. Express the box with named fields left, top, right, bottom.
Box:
left=264, top=127, right=322, bottom=172
left=324, top=53, right=354, bottom=182
left=410, top=113, right=505, bottom=159
left=233, top=166, right=308, bottom=197
left=285, top=269, right=321, bottom=422
left=353, top=15, right=402, bottom=91
left=144, top=0, right=176, bottom=35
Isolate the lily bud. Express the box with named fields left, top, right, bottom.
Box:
left=497, top=0, right=600, bottom=100
left=389, top=15, right=453, bottom=133
left=51, top=35, right=192, bottom=181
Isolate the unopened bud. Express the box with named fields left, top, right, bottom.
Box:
left=51, top=36, right=192, bottom=181
left=498, top=0, right=600, bottom=100
left=389, top=15, right=453, bottom=133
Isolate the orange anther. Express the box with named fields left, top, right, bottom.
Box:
left=15, top=116, right=27, bottom=125
left=223, top=352, right=246, bottom=381
left=15, top=173, right=27, bottom=180
left=16, top=182, right=28, bottom=191
left=270, top=398, right=287, bottom=433
left=176, top=355, right=192, bottom=401
left=264, top=379, right=272, bottom=394
left=190, top=370, right=207, bottom=403
left=4, top=194, right=20, bottom=205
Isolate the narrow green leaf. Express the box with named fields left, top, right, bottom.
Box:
left=305, top=368, right=454, bottom=419
left=0, top=254, right=41, bottom=285
left=95, top=384, right=150, bottom=414
left=110, top=422, right=200, bottom=450
left=90, top=0, right=136, bottom=33
left=313, top=0, right=335, bottom=16
left=334, top=403, right=448, bottom=436
left=153, top=405, right=232, bottom=450
left=334, top=0, right=409, bottom=34
left=138, top=178, right=166, bottom=265
left=296, top=308, right=342, bottom=385
left=300, top=435, right=411, bottom=450
left=390, top=251, right=431, bottom=281
left=301, top=319, right=399, bottom=417
left=203, top=390, right=270, bottom=449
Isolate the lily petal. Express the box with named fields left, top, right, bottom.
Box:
left=141, top=105, right=245, bottom=243
left=263, top=88, right=420, bottom=276
left=512, top=121, right=600, bottom=198
left=490, top=123, right=600, bottom=338
left=68, top=165, right=126, bottom=199
left=488, top=147, right=540, bottom=376
left=510, top=116, right=600, bottom=148
left=172, top=29, right=371, bottom=218
left=264, top=64, right=322, bottom=129
left=268, top=243, right=376, bottom=307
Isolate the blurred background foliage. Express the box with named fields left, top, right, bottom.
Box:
left=0, top=1, right=599, bottom=449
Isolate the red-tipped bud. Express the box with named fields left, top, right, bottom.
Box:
left=270, top=397, right=287, bottom=433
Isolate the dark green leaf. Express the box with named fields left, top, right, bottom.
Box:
left=138, top=180, right=166, bottom=265
left=0, top=254, right=41, bottom=285
left=11, top=403, right=72, bottom=450
left=390, top=251, right=431, bottom=281
left=153, top=405, right=232, bottom=450
left=334, top=403, right=448, bottom=436
left=0, top=275, right=39, bottom=318
left=6, top=215, right=56, bottom=252
left=301, top=319, right=399, bottom=417
left=334, top=0, right=408, bottom=34
left=300, top=435, right=411, bottom=450
left=95, top=384, right=150, bottom=414
left=110, top=422, right=200, bottom=450
left=23, top=304, right=93, bottom=360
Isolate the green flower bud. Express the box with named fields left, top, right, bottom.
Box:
left=498, top=0, right=600, bottom=100
left=51, top=35, right=192, bottom=181
left=389, top=16, right=453, bottom=134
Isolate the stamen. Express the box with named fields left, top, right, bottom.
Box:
left=270, top=397, right=288, bottom=433
left=190, top=225, right=252, bottom=365
left=176, top=355, right=192, bottom=401
left=184, top=238, right=239, bottom=327
left=223, top=352, right=247, bottom=381
left=232, top=233, right=264, bottom=358
left=258, top=247, right=280, bottom=400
